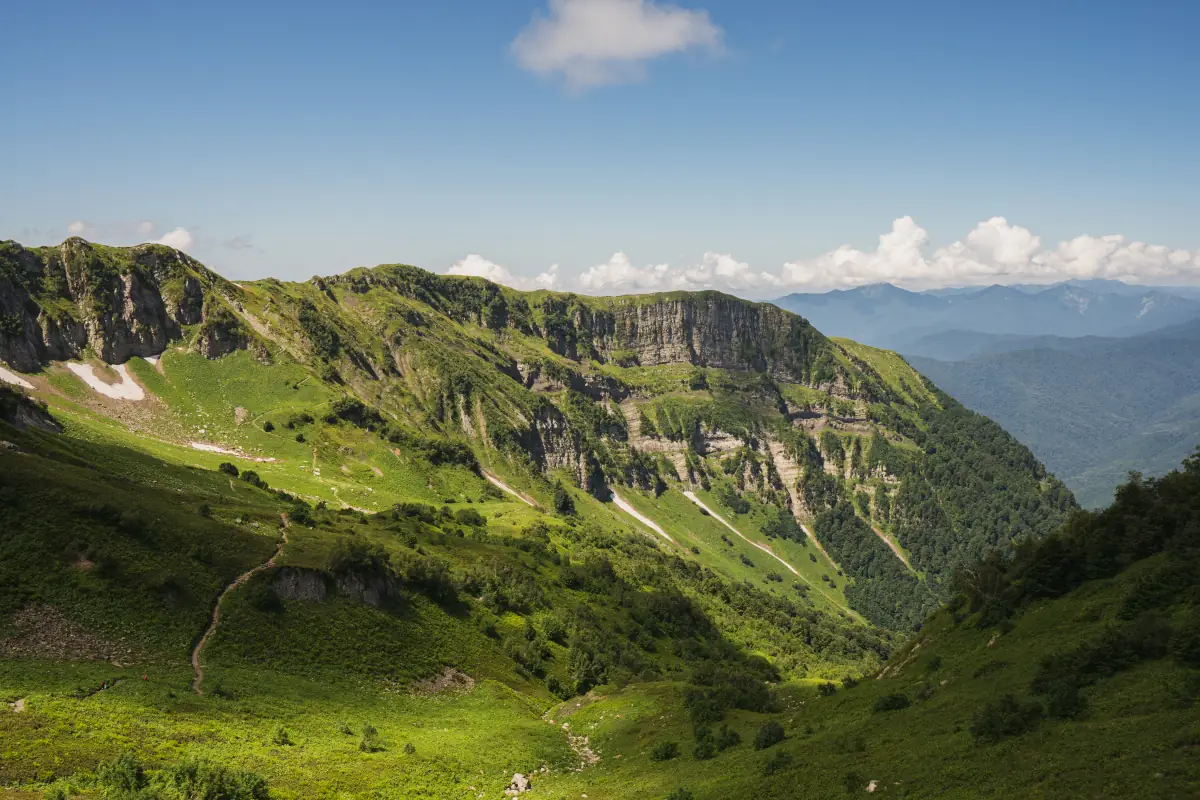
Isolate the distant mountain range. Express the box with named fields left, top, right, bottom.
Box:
left=775, top=280, right=1200, bottom=352
left=909, top=319, right=1200, bottom=508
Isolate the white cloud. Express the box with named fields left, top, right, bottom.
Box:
left=67, top=220, right=88, bottom=235
left=153, top=227, right=194, bottom=252
left=447, top=254, right=560, bottom=291
left=777, top=217, right=1200, bottom=291
left=512, top=0, right=723, bottom=88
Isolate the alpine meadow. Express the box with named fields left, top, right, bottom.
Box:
left=1, top=238, right=1197, bottom=799
left=4, top=1, right=1200, bottom=797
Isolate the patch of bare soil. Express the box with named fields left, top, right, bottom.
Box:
left=411, top=667, right=476, bottom=696
left=0, top=604, right=137, bottom=663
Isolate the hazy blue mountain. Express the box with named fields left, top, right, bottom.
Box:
left=909, top=319, right=1200, bottom=508
left=775, top=281, right=1200, bottom=350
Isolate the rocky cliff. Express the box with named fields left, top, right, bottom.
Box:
left=0, top=238, right=240, bottom=371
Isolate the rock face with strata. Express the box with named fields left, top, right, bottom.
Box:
left=0, top=238, right=232, bottom=370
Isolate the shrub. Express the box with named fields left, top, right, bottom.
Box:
left=272, top=726, right=293, bottom=746
left=693, top=738, right=716, bottom=760
left=841, top=675, right=858, bottom=689
left=970, top=694, right=1042, bottom=743
left=873, top=693, right=911, bottom=713
left=199, top=503, right=213, bottom=518
left=163, top=757, right=271, bottom=800
left=95, top=753, right=147, bottom=793
left=263, top=421, right=274, bottom=432
left=553, top=482, right=576, bottom=515
left=454, top=508, right=487, bottom=527
left=715, top=724, right=741, bottom=751
left=649, top=740, right=680, bottom=762
left=753, top=721, right=785, bottom=750
left=360, top=723, right=382, bottom=752
left=404, top=742, right=416, bottom=755
left=666, top=790, right=694, bottom=800
left=817, top=682, right=837, bottom=696
left=762, top=749, right=793, bottom=776
left=219, top=462, right=239, bottom=477
left=1043, top=681, right=1087, bottom=719
left=295, top=433, right=305, bottom=443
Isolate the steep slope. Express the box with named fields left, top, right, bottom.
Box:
left=911, top=319, right=1200, bottom=508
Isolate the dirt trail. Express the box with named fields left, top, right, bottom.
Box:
left=681, top=490, right=847, bottom=611
left=867, top=520, right=915, bottom=572
left=482, top=470, right=537, bottom=507
left=191, top=516, right=289, bottom=695
left=611, top=492, right=674, bottom=544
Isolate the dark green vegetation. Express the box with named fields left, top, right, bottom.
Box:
left=4, top=239, right=1193, bottom=798
left=910, top=319, right=1200, bottom=509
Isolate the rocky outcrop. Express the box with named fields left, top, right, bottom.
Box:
left=193, top=305, right=250, bottom=359
left=549, top=294, right=833, bottom=384
left=271, top=567, right=397, bottom=608
left=272, top=567, right=329, bottom=602
left=0, top=238, right=228, bottom=371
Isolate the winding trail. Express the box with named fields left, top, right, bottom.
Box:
left=191, top=515, right=289, bottom=695
left=482, top=470, right=537, bottom=507
left=682, top=491, right=847, bottom=611
left=611, top=492, right=674, bottom=544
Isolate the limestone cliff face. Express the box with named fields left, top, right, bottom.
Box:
left=545, top=294, right=833, bottom=385
left=0, top=238, right=237, bottom=370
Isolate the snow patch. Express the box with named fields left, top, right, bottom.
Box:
left=0, top=366, right=34, bottom=390
left=612, top=492, right=674, bottom=543
left=189, top=442, right=277, bottom=463
left=143, top=353, right=161, bottom=366
left=65, top=362, right=144, bottom=401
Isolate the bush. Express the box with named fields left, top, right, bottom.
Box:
left=649, top=740, right=680, bottom=762
left=199, top=503, right=213, bottom=518
left=693, top=737, right=716, bottom=760
left=219, top=462, right=239, bottom=477
left=753, top=721, right=785, bottom=750
left=1044, top=681, right=1087, bottom=719
left=762, top=749, right=793, bottom=776
left=873, top=693, right=911, bottom=713
left=360, top=723, right=382, bottom=752
left=715, top=724, right=741, bottom=751
left=295, top=433, right=305, bottom=443
left=272, top=726, right=293, bottom=746
left=164, top=757, right=271, bottom=800
left=95, top=753, right=147, bottom=793
left=553, top=482, right=576, bottom=515
left=970, top=694, right=1042, bottom=743
left=817, top=682, right=837, bottom=696
left=666, top=790, right=694, bottom=800
left=263, top=421, right=274, bottom=432
left=454, top=508, right=487, bottom=527
left=841, top=675, right=858, bottom=689
left=404, top=742, right=416, bottom=755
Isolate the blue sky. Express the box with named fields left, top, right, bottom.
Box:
left=3, top=0, right=1199, bottom=293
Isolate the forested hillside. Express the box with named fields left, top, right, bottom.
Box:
left=911, top=319, right=1200, bottom=508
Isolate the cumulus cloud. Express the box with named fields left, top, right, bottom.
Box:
left=67, top=220, right=88, bottom=235
left=153, top=227, right=194, bottom=252
left=447, top=254, right=560, bottom=291
left=779, top=217, right=1200, bottom=291
left=512, top=0, right=723, bottom=88
left=563, top=218, right=1200, bottom=296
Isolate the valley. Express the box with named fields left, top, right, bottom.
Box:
left=0, top=239, right=1195, bottom=798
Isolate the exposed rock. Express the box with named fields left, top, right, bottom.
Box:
left=0, top=238, right=233, bottom=371
left=411, top=667, right=476, bottom=696
left=0, top=604, right=134, bottom=663
left=272, top=567, right=329, bottom=603
left=0, top=388, right=60, bottom=433
left=336, top=571, right=397, bottom=607
left=504, top=774, right=531, bottom=796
